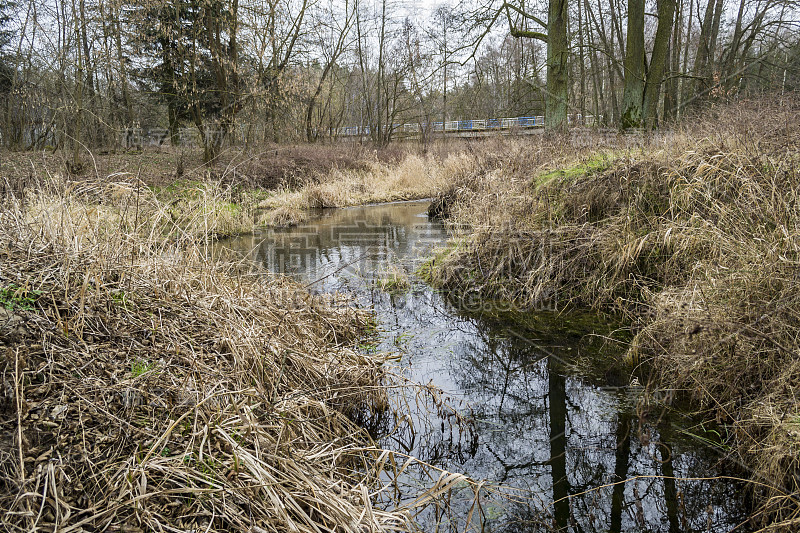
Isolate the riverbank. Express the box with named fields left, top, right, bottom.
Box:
left=0, top=176, right=464, bottom=530
left=426, top=98, right=800, bottom=530
left=4, top=102, right=798, bottom=528
left=1, top=141, right=469, bottom=232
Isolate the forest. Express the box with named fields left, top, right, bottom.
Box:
left=0, top=0, right=796, bottom=162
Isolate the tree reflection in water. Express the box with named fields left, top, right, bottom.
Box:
left=442, top=318, right=747, bottom=532
left=221, top=201, right=750, bottom=532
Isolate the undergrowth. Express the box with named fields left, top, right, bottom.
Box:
left=428, top=97, right=800, bottom=530
left=0, top=175, right=476, bottom=531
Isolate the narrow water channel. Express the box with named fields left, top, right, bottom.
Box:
left=221, top=200, right=747, bottom=532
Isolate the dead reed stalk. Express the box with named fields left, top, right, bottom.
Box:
left=428, top=97, right=800, bottom=530
left=0, top=174, right=476, bottom=531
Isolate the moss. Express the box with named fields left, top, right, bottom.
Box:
left=535, top=152, right=617, bottom=187
left=416, top=242, right=461, bottom=283
left=0, top=284, right=41, bottom=311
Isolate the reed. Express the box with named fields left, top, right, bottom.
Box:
left=0, top=173, right=475, bottom=531
left=428, top=97, right=800, bottom=529
left=261, top=152, right=483, bottom=211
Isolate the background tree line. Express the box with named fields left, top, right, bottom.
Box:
left=0, top=0, right=797, bottom=162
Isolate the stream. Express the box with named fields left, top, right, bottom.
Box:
left=221, top=200, right=748, bottom=532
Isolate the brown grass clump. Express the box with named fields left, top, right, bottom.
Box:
left=0, top=179, right=465, bottom=531
left=258, top=204, right=309, bottom=227
left=0, top=143, right=379, bottom=192
left=428, top=96, right=800, bottom=529
left=215, top=144, right=382, bottom=190
left=27, top=177, right=258, bottom=240
left=262, top=152, right=480, bottom=210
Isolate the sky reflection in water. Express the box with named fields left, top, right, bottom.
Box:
left=222, top=201, right=747, bottom=532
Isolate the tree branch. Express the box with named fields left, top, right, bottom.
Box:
left=505, top=5, right=547, bottom=42
left=502, top=2, right=547, bottom=28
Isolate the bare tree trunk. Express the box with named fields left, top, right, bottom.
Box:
left=611, top=0, right=626, bottom=59
left=71, top=0, right=85, bottom=171
left=545, top=0, right=568, bottom=131
left=643, top=0, right=677, bottom=128
left=725, top=0, right=746, bottom=76
left=678, top=0, right=694, bottom=119
left=693, top=0, right=715, bottom=87
left=602, top=0, right=622, bottom=123
left=577, top=0, right=587, bottom=119
left=621, top=0, right=645, bottom=128
left=708, top=0, right=724, bottom=65
left=111, top=0, right=133, bottom=127
left=226, top=0, right=240, bottom=144
left=354, top=0, right=373, bottom=144
left=663, top=0, right=683, bottom=120
left=584, top=0, right=602, bottom=122
left=78, top=0, right=96, bottom=144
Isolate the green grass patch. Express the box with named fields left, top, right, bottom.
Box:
left=535, top=152, right=616, bottom=187
left=0, top=284, right=41, bottom=311
left=375, top=271, right=411, bottom=294
left=416, top=242, right=460, bottom=283
left=131, top=359, right=156, bottom=378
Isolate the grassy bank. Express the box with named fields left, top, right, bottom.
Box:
left=0, top=175, right=466, bottom=530
left=2, top=141, right=471, bottom=232
left=260, top=150, right=479, bottom=212
left=426, top=98, right=800, bottom=530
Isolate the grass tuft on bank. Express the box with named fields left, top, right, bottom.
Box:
left=427, top=97, right=800, bottom=529
left=259, top=151, right=480, bottom=211
left=0, top=175, right=464, bottom=531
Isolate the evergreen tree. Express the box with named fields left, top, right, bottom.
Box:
left=128, top=0, right=240, bottom=159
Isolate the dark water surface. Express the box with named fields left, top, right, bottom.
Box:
left=221, top=201, right=747, bottom=532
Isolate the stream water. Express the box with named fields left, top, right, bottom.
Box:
left=221, top=200, right=748, bottom=532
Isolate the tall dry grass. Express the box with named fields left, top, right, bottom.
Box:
left=0, top=175, right=477, bottom=531
left=260, top=151, right=488, bottom=211
left=428, top=97, right=800, bottom=530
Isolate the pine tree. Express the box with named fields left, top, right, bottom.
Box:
left=128, top=0, right=240, bottom=159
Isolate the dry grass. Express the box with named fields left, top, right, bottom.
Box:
left=0, top=175, right=479, bottom=531
left=1, top=142, right=486, bottom=232
left=261, top=152, right=486, bottom=211
left=28, top=178, right=258, bottom=240
left=0, top=143, right=385, bottom=192
left=375, top=265, right=412, bottom=295
left=260, top=135, right=600, bottom=213
left=0, top=149, right=268, bottom=238
left=427, top=97, right=800, bottom=530
left=257, top=205, right=310, bottom=227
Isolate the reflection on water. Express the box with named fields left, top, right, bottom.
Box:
left=220, top=201, right=748, bottom=532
